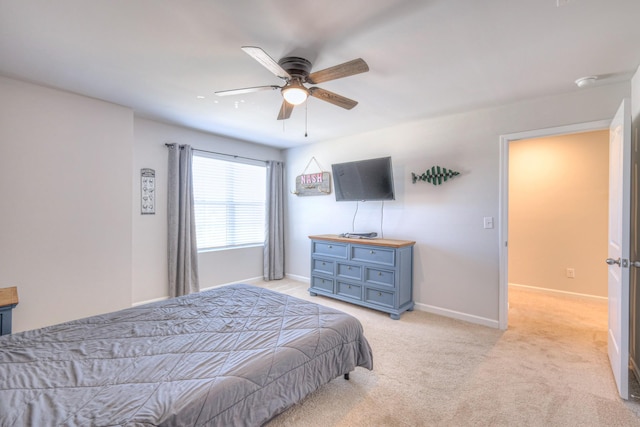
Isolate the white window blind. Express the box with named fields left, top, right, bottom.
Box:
left=192, top=153, right=266, bottom=250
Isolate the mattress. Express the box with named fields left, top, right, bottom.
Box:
left=0, top=283, right=373, bottom=426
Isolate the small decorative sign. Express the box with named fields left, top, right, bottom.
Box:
left=294, top=172, right=331, bottom=196
left=141, top=168, right=155, bottom=214
left=412, top=166, right=460, bottom=186
left=292, top=156, right=331, bottom=196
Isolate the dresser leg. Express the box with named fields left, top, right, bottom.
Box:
left=344, top=373, right=350, bottom=380
left=390, top=313, right=400, bottom=320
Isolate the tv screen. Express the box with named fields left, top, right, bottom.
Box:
left=332, top=156, right=395, bottom=202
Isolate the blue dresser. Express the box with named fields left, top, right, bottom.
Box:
left=309, top=235, right=414, bottom=319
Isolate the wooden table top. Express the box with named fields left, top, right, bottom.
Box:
left=0, top=286, right=18, bottom=307
left=309, top=234, right=416, bottom=248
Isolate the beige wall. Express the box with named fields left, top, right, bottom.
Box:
left=285, top=82, right=628, bottom=328
left=0, top=75, right=283, bottom=332
left=0, top=76, right=134, bottom=332
left=508, top=130, right=609, bottom=297
left=0, top=74, right=627, bottom=332
left=132, top=118, right=282, bottom=304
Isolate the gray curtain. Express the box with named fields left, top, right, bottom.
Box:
left=167, top=143, right=199, bottom=297
left=264, top=160, right=285, bottom=280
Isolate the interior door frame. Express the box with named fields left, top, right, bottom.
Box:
left=498, top=119, right=611, bottom=330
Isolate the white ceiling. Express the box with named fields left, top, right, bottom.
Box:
left=1, top=0, right=639, bottom=149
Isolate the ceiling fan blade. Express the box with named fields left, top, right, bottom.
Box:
left=241, top=46, right=291, bottom=80
left=309, top=87, right=358, bottom=110
left=277, top=100, right=294, bottom=120
left=307, top=58, right=369, bottom=84
left=214, top=85, right=280, bottom=96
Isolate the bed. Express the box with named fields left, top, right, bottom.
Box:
left=0, top=283, right=373, bottom=426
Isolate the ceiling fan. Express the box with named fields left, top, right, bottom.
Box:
left=215, top=46, right=369, bottom=120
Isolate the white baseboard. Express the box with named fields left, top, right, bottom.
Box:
left=413, top=302, right=500, bottom=329
left=132, top=296, right=168, bottom=306
left=200, top=276, right=265, bottom=291
left=509, top=282, right=607, bottom=302
left=284, top=273, right=310, bottom=283
left=133, top=276, right=266, bottom=307
left=133, top=275, right=501, bottom=329
left=284, top=274, right=499, bottom=328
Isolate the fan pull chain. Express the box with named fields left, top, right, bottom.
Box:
left=305, top=101, right=308, bottom=137
left=281, top=103, right=286, bottom=133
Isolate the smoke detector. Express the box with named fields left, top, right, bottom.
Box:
left=575, top=76, right=598, bottom=88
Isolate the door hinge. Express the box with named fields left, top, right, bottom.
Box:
left=622, top=258, right=629, bottom=268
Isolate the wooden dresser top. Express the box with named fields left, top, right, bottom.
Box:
left=309, top=234, right=415, bottom=248
left=0, top=286, right=18, bottom=307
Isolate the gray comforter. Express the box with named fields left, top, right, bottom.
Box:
left=0, top=284, right=373, bottom=426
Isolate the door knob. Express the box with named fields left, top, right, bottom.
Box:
left=606, top=258, right=621, bottom=266
left=632, top=261, right=640, bottom=268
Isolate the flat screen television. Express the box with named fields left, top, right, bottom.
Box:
left=332, top=156, right=395, bottom=202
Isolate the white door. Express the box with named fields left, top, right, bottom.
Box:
left=607, top=98, right=631, bottom=399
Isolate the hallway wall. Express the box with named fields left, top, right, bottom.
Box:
left=508, top=130, right=609, bottom=297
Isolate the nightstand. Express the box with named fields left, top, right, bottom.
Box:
left=0, top=287, right=19, bottom=336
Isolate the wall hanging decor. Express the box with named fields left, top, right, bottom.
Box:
left=411, top=166, right=460, bottom=185
left=141, top=168, right=156, bottom=214
left=292, top=156, right=331, bottom=196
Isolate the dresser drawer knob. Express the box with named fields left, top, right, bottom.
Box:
left=378, top=272, right=383, bottom=276
left=322, top=262, right=326, bottom=265
left=348, top=285, right=351, bottom=289
left=347, top=266, right=351, bottom=270
left=329, top=245, right=333, bottom=249
left=378, top=292, right=382, bottom=296
left=370, top=250, right=375, bottom=254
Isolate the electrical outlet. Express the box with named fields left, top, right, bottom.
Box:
left=566, top=268, right=575, bottom=278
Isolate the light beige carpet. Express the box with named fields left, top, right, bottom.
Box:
left=249, top=279, right=640, bottom=427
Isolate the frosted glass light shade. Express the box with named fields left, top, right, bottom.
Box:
left=282, top=86, right=308, bottom=105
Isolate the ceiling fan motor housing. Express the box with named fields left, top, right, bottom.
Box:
left=278, top=57, right=312, bottom=80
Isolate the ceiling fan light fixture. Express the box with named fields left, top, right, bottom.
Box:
left=220, top=47, right=368, bottom=120
left=282, top=83, right=308, bottom=105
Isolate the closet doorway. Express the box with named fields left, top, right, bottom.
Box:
left=508, top=129, right=609, bottom=302
left=498, top=118, right=639, bottom=400
left=498, top=119, right=610, bottom=330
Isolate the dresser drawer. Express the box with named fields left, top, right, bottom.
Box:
left=311, top=276, right=334, bottom=293
left=312, top=259, right=334, bottom=275
left=352, top=246, right=395, bottom=266
left=365, top=288, right=395, bottom=308
left=313, top=241, right=348, bottom=259
left=337, top=263, right=362, bottom=280
left=365, top=267, right=395, bottom=288
left=337, top=281, right=362, bottom=300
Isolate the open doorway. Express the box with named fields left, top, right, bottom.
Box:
left=498, top=120, right=610, bottom=329
left=506, top=130, right=612, bottom=384
left=499, top=118, right=640, bottom=400
left=508, top=130, right=609, bottom=301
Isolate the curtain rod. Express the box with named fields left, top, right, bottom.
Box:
left=165, top=143, right=267, bottom=164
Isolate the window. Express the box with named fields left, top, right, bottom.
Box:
left=192, top=153, right=266, bottom=250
